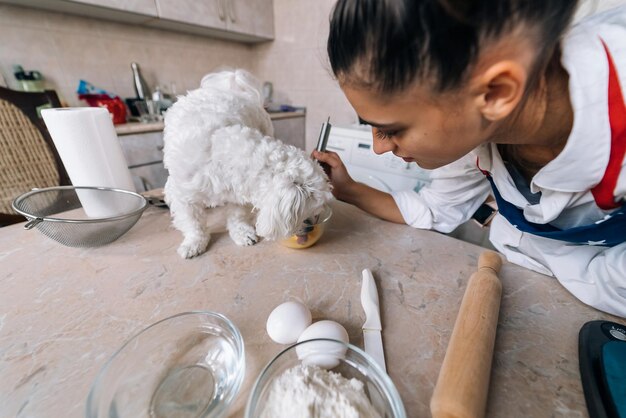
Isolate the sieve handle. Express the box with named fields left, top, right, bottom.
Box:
left=24, top=218, right=43, bottom=230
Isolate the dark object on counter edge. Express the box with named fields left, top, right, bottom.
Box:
left=579, top=320, right=626, bottom=418
left=125, top=98, right=142, bottom=117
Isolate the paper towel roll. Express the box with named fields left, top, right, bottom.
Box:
left=41, top=107, right=136, bottom=218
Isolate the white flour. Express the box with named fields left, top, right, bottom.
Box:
left=260, top=364, right=382, bottom=418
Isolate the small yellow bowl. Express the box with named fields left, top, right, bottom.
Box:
left=279, top=205, right=332, bottom=249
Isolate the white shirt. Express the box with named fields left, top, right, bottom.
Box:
left=391, top=6, right=626, bottom=318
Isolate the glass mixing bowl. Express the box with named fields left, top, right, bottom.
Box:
left=86, top=311, right=245, bottom=418
left=245, top=338, right=406, bottom=418
left=278, top=205, right=332, bottom=249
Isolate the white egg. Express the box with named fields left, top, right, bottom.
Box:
left=296, top=320, right=349, bottom=368
left=266, top=301, right=312, bottom=344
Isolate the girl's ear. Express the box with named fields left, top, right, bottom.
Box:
left=473, top=60, right=527, bottom=122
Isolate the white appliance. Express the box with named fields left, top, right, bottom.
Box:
left=325, top=125, right=430, bottom=192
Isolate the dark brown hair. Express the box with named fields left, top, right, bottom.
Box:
left=328, top=0, right=579, bottom=93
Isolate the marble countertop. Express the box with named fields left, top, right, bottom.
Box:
left=1, top=201, right=623, bottom=417
left=266, top=110, right=306, bottom=120
left=115, top=111, right=306, bottom=136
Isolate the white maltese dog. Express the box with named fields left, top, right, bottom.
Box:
left=163, top=69, right=332, bottom=258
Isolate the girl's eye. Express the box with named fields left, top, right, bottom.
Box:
left=374, top=129, right=399, bottom=140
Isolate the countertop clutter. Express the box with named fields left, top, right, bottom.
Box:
left=114, top=111, right=306, bottom=136
left=1, top=200, right=624, bottom=417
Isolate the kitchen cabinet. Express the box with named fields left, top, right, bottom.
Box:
left=67, top=0, right=158, bottom=16
left=227, top=0, right=274, bottom=39
left=251, top=0, right=274, bottom=39
left=0, top=0, right=158, bottom=24
left=154, top=0, right=227, bottom=32
left=118, top=131, right=169, bottom=192
left=0, top=0, right=273, bottom=43
left=152, top=0, right=274, bottom=41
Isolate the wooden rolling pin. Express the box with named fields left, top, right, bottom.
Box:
left=430, top=250, right=503, bottom=418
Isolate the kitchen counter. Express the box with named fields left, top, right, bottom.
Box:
left=114, top=111, right=306, bottom=136
left=1, top=201, right=624, bottom=417
left=115, top=120, right=165, bottom=135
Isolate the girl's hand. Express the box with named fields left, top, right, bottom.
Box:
left=311, top=150, right=357, bottom=200
left=312, top=150, right=405, bottom=223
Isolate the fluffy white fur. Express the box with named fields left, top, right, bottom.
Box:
left=163, top=69, right=332, bottom=258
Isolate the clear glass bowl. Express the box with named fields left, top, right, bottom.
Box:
left=86, top=311, right=245, bottom=418
left=278, top=205, right=332, bottom=249
left=245, top=339, right=406, bottom=418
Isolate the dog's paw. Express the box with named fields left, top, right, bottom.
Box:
left=229, top=223, right=259, bottom=247
left=177, top=236, right=210, bottom=259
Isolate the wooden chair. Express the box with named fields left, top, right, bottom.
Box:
left=0, top=86, right=70, bottom=227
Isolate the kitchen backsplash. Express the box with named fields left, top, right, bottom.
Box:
left=253, top=0, right=357, bottom=149
left=0, top=0, right=357, bottom=150
left=0, top=4, right=254, bottom=107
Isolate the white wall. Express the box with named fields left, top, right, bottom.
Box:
left=252, top=0, right=357, bottom=151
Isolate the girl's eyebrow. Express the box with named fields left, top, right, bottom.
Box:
left=358, top=116, right=403, bottom=129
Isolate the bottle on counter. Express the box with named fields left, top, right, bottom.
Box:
left=151, top=85, right=175, bottom=114
left=152, top=85, right=164, bottom=102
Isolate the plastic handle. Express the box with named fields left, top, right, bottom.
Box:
left=228, top=0, right=236, bottom=23
left=217, top=0, right=226, bottom=21
left=430, top=251, right=503, bottom=418
left=361, top=269, right=381, bottom=330
left=316, top=117, right=331, bottom=152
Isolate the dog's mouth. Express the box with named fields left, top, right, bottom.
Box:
left=292, top=205, right=330, bottom=236
left=294, top=217, right=317, bottom=236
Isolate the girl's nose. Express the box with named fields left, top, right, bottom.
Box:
left=372, top=135, right=396, bottom=155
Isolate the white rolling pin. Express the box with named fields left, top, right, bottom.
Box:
left=430, top=250, right=503, bottom=418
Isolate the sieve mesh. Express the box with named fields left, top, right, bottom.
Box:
left=12, top=186, right=148, bottom=247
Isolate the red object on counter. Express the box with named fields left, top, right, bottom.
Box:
left=78, top=94, right=127, bottom=124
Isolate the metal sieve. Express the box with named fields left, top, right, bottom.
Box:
left=12, top=186, right=148, bottom=247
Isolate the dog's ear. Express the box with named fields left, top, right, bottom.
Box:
left=200, top=69, right=263, bottom=105
left=232, top=70, right=263, bottom=105
left=255, top=178, right=310, bottom=239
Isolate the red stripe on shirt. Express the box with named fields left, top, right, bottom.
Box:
left=592, top=39, right=626, bottom=210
